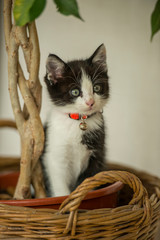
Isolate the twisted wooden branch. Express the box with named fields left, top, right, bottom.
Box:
left=3, top=0, right=46, bottom=199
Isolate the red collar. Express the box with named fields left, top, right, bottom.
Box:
left=68, top=111, right=102, bottom=121
left=69, top=113, right=88, bottom=120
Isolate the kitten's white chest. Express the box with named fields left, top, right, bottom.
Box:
left=43, top=111, right=91, bottom=196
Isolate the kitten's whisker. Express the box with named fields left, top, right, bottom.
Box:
left=67, top=65, right=80, bottom=85
left=92, top=63, right=103, bottom=81
left=93, top=70, right=106, bottom=83
left=77, top=70, right=82, bottom=82
left=92, top=63, right=106, bottom=82
left=62, top=75, right=81, bottom=87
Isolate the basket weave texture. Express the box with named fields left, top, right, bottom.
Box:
left=0, top=167, right=159, bottom=239
left=0, top=120, right=160, bottom=239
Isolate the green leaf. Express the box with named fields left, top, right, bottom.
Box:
left=13, top=0, right=46, bottom=26
left=53, top=0, right=83, bottom=21
left=151, top=0, right=160, bottom=41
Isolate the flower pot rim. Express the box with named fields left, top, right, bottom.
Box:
left=0, top=171, right=123, bottom=208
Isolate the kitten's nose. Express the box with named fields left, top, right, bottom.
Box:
left=85, top=99, right=95, bottom=107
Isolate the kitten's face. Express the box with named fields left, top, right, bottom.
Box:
left=45, top=44, right=109, bottom=115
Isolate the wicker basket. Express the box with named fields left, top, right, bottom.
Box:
left=0, top=120, right=160, bottom=239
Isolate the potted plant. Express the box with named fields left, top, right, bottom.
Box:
left=1, top=0, right=126, bottom=209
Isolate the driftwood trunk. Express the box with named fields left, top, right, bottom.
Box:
left=3, top=0, right=46, bottom=199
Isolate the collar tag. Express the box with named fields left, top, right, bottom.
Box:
left=79, top=116, right=87, bottom=131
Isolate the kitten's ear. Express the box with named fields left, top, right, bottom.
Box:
left=46, top=54, right=66, bottom=84
left=89, top=44, right=107, bottom=70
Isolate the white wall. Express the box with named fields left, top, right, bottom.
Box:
left=0, top=0, right=160, bottom=176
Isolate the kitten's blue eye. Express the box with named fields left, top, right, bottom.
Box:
left=93, top=84, right=102, bottom=93
left=71, top=88, right=80, bottom=97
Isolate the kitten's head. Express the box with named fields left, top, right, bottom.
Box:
left=45, top=44, right=109, bottom=115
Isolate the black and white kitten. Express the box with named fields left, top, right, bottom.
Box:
left=41, top=44, right=109, bottom=197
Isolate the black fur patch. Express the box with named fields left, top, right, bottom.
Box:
left=75, top=115, right=107, bottom=188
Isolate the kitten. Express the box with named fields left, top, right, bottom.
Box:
left=41, top=44, right=109, bottom=197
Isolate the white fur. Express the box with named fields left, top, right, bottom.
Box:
left=43, top=68, right=107, bottom=197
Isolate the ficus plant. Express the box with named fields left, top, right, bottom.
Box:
left=13, top=0, right=160, bottom=40
left=3, top=0, right=160, bottom=200
left=151, top=0, right=160, bottom=40
left=13, top=0, right=83, bottom=26
left=3, top=0, right=83, bottom=200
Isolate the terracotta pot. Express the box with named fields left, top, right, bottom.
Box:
left=0, top=171, right=123, bottom=210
